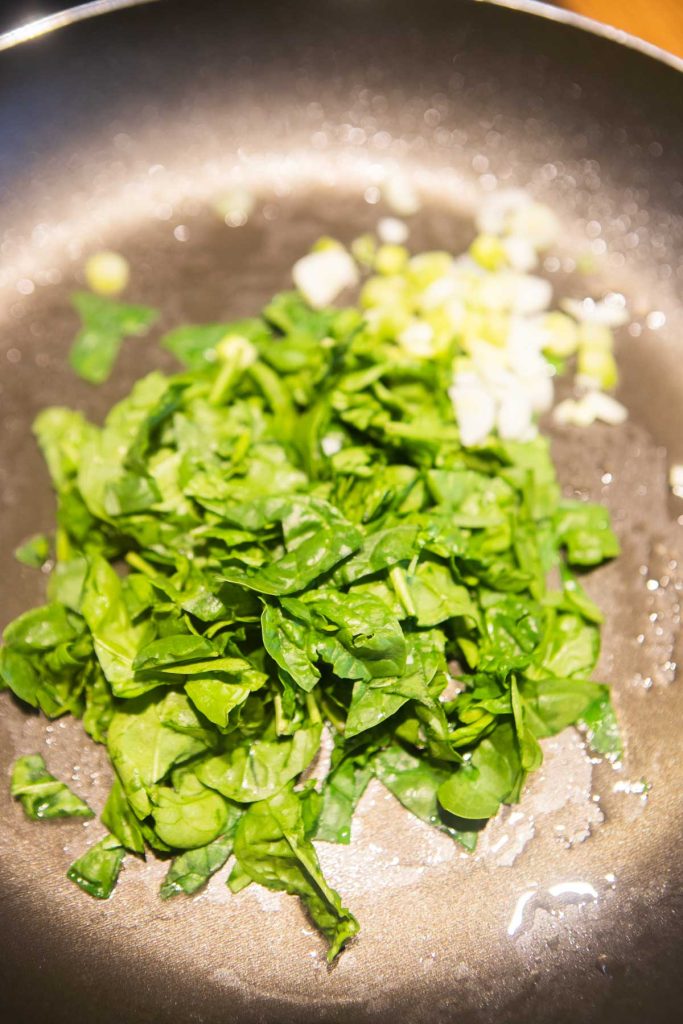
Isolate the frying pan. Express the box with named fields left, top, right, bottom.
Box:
left=0, top=1, right=681, bottom=1021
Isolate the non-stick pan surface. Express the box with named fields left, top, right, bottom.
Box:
left=0, top=2, right=681, bottom=1021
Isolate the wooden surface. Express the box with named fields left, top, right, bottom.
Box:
left=558, top=0, right=683, bottom=58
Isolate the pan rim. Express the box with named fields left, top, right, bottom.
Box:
left=0, top=0, right=681, bottom=73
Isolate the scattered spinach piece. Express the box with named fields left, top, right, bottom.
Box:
left=15, top=533, right=51, bottom=568
left=11, top=754, right=93, bottom=820
left=233, top=786, right=359, bottom=961
left=67, top=834, right=125, bottom=898
left=69, top=292, right=158, bottom=384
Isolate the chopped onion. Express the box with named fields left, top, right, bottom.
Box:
left=420, top=274, right=460, bottom=309
left=669, top=464, right=683, bottom=498
left=503, top=235, right=539, bottom=272
left=84, top=251, right=130, bottom=296
left=553, top=391, right=627, bottom=427
left=382, top=174, right=421, bottom=216
left=577, top=347, right=618, bottom=390
left=583, top=391, right=628, bottom=425
left=497, top=387, right=534, bottom=441
left=375, top=244, right=408, bottom=275
left=561, top=295, right=629, bottom=328
left=377, top=216, right=409, bottom=244
left=475, top=189, right=530, bottom=235
left=553, top=398, right=596, bottom=428
left=293, top=248, right=359, bottom=309
left=539, top=312, right=579, bottom=357
left=508, top=274, right=553, bottom=315
left=470, top=234, right=506, bottom=271
left=507, top=202, right=560, bottom=250
left=398, top=319, right=435, bottom=358
left=449, top=380, right=497, bottom=446
left=215, top=334, right=258, bottom=369
left=520, top=373, right=554, bottom=414
left=321, top=435, right=344, bottom=456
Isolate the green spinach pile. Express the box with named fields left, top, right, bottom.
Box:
left=2, top=287, right=620, bottom=960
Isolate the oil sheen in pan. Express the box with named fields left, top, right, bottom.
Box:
left=0, top=2, right=681, bottom=1023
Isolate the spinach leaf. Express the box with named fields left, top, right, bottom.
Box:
left=374, top=745, right=478, bottom=850
left=261, top=604, right=320, bottom=692
left=67, top=834, right=125, bottom=898
left=315, top=752, right=373, bottom=844
left=197, top=724, right=322, bottom=803
left=107, top=692, right=214, bottom=819
left=151, top=773, right=229, bottom=849
left=437, top=722, right=522, bottom=820
left=15, top=534, right=51, bottom=568
left=81, top=556, right=153, bottom=698
left=222, top=519, right=362, bottom=595
left=336, top=524, right=421, bottom=584
left=555, top=500, right=620, bottom=566
left=404, top=560, right=477, bottom=628
left=101, top=778, right=146, bottom=855
left=520, top=676, right=605, bottom=738
left=11, top=754, right=93, bottom=820
left=69, top=291, right=158, bottom=384
left=160, top=804, right=242, bottom=898
left=306, top=590, right=406, bottom=679
left=233, top=786, right=359, bottom=960
left=580, top=692, right=622, bottom=758
left=162, top=319, right=268, bottom=370
left=3, top=603, right=78, bottom=652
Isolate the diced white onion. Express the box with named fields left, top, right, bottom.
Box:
left=382, top=175, right=421, bottom=216
left=553, top=391, right=627, bottom=427
left=443, top=296, right=467, bottom=331
left=553, top=398, right=596, bottom=427
left=575, top=373, right=602, bottom=392
left=507, top=202, right=561, bottom=249
left=449, top=380, right=497, bottom=446
left=292, top=248, right=359, bottom=309
left=669, top=464, right=683, bottom=498
left=583, top=391, right=628, bottom=425
left=469, top=341, right=509, bottom=383
left=377, top=216, right=409, bottom=244
left=520, top=373, right=555, bottom=414
left=503, top=235, right=539, bottom=272
left=420, top=274, right=459, bottom=309
left=321, top=435, right=343, bottom=456
left=561, top=295, right=629, bottom=328
left=497, top=388, right=534, bottom=441
left=475, top=189, right=531, bottom=236
left=398, top=319, right=435, bottom=358
left=508, top=274, right=553, bottom=315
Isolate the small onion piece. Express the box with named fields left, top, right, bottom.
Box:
left=377, top=217, right=409, bottom=245
left=382, top=174, right=421, bottom=216
left=293, top=248, right=359, bottom=309
left=669, top=464, right=683, bottom=499
left=561, top=295, right=629, bottom=328
left=449, top=378, right=497, bottom=446
left=84, top=251, right=130, bottom=296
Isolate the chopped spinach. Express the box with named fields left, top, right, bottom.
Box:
left=1, top=275, right=623, bottom=959
left=67, top=834, right=125, bottom=898
left=69, top=292, right=158, bottom=384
